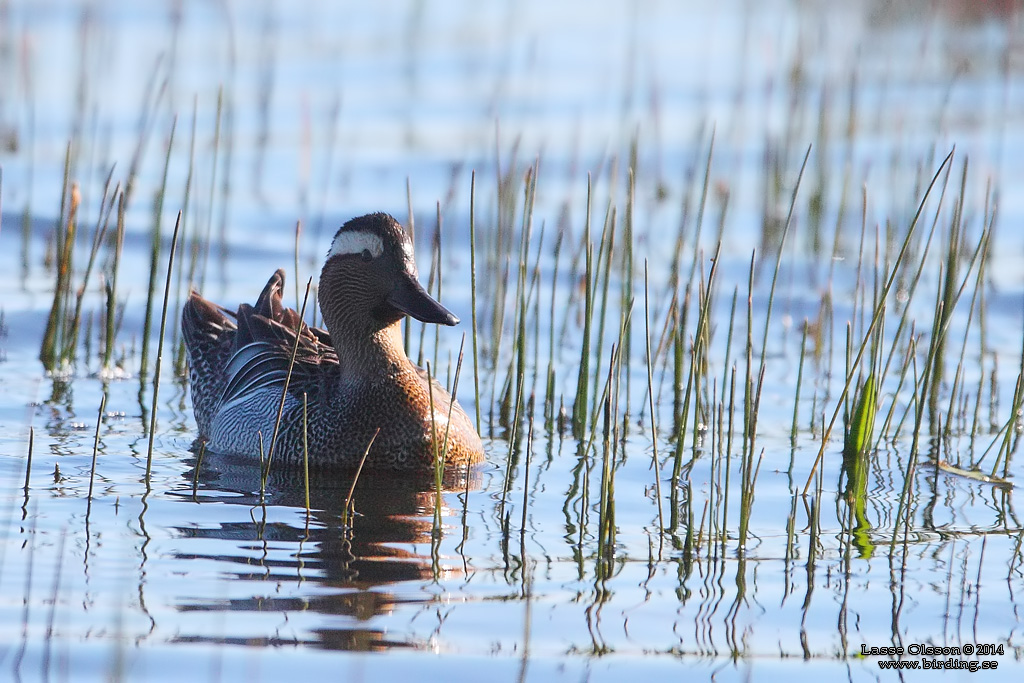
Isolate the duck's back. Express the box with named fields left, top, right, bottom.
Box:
left=183, top=269, right=330, bottom=445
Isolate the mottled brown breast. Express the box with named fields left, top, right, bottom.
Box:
left=328, top=366, right=483, bottom=471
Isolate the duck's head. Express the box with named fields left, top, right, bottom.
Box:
left=319, top=213, right=458, bottom=338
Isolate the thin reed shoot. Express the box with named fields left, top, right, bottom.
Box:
left=145, top=211, right=182, bottom=491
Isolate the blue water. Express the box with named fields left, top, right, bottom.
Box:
left=2, top=0, right=1024, bottom=680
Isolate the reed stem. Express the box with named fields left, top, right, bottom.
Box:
left=263, top=277, right=313, bottom=481
left=145, top=211, right=182, bottom=491
left=87, top=394, right=106, bottom=511
left=342, top=427, right=380, bottom=528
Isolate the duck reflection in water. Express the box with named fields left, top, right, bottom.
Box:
left=174, top=450, right=482, bottom=652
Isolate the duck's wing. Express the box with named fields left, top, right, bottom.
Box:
left=219, top=269, right=337, bottom=406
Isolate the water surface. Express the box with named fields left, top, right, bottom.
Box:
left=2, top=1, right=1024, bottom=680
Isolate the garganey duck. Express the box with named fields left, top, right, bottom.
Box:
left=182, top=212, right=484, bottom=470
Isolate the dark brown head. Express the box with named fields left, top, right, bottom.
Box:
left=319, top=213, right=457, bottom=341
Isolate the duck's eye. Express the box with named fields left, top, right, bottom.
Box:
left=361, top=249, right=373, bottom=262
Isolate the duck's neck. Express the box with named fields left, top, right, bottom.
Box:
left=333, top=321, right=413, bottom=379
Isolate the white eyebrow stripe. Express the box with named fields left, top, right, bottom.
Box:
left=327, top=231, right=384, bottom=259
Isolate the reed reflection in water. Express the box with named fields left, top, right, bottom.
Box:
left=171, top=452, right=482, bottom=652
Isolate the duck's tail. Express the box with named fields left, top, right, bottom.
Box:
left=182, top=291, right=237, bottom=435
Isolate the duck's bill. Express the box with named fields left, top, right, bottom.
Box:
left=388, top=275, right=459, bottom=326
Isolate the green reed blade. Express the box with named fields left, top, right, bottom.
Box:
left=87, top=393, right=107, bottom=517
left=469, top=170, right=482, bottom=432
left=572, top=176, right=593, bottom=437
left=302, top=392, right=310, bottom=514
left=843, top=373, right=877, bottom=461
left=191, top=441, right=206, bottom=502
left=145, top=211, right=182, bottom=492
left=804, top=148, right=955, bottom=494
left=103, top=190, right=126, bottom=369
left=264, top=277, right=313, bottom=478
left=643, top=261, right=665, bottom=539
left=342, top=427, right=380, bottom=529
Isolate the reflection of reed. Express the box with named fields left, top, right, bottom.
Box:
left=174, top=450, right=480, bottom=651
